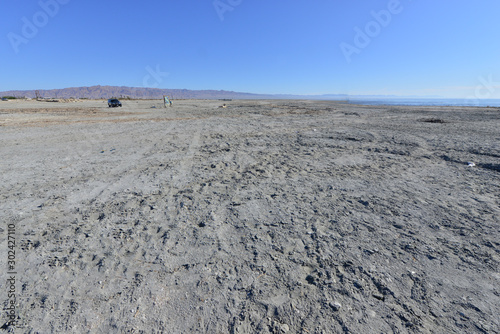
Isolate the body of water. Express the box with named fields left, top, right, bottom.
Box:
left=346, top=98, right=500, bottom=107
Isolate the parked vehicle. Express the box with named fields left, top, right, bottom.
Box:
left=108, top=99, right=122, bottom=107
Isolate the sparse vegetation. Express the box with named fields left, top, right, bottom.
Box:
left=420, top=118, right=447, bottom=123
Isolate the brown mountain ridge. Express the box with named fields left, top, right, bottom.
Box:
left=0, top=85, right=271, bottom=100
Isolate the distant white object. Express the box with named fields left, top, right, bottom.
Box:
left=467, top=162, right=476, bottom=167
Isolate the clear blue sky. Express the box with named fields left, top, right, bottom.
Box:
left=2, top=0, right=500, bottom=98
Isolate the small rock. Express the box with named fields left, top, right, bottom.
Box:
left=280, top=324, right=289, bottom=332
left=353, top=280, right=363, bottom=290
left=358, top=200, right=369, bottom=206
left=329, top=301, right=342, bottom=311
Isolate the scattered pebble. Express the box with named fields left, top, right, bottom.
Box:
left=330, top=301, right=342, bottom=311
left=280, top=324, right=289, bottom=332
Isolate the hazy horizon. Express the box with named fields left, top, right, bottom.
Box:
left=2, top=85, right=500, bottom=106
left=0, top=84, right=497, bottom=98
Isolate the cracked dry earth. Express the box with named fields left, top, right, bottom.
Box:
left=0, top=100, right=499, bottom=333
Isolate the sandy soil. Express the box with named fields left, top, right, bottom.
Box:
left=0, top=99, right=499, bottom=333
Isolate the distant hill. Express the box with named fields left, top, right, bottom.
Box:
left=0, top=85, right=348, bottom=100
left=0, top=86, right=269, bottom=100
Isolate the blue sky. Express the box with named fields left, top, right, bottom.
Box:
left=2, top=0, right=500, bottom=98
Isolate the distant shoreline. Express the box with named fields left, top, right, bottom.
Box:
left=2, top=85, right=499, bottom=107
left=347, top=97, right=500, bottom=107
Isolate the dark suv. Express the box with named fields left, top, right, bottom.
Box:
left=108, top=99, right=122, bottom=107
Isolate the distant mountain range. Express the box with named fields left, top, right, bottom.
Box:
left=0, top=85, right=349, bottom=100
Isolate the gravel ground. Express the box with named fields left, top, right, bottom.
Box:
left=1, top=99, right=499, bottom=333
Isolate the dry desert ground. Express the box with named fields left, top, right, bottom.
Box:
left=0, top=99, right=499, bottom=333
